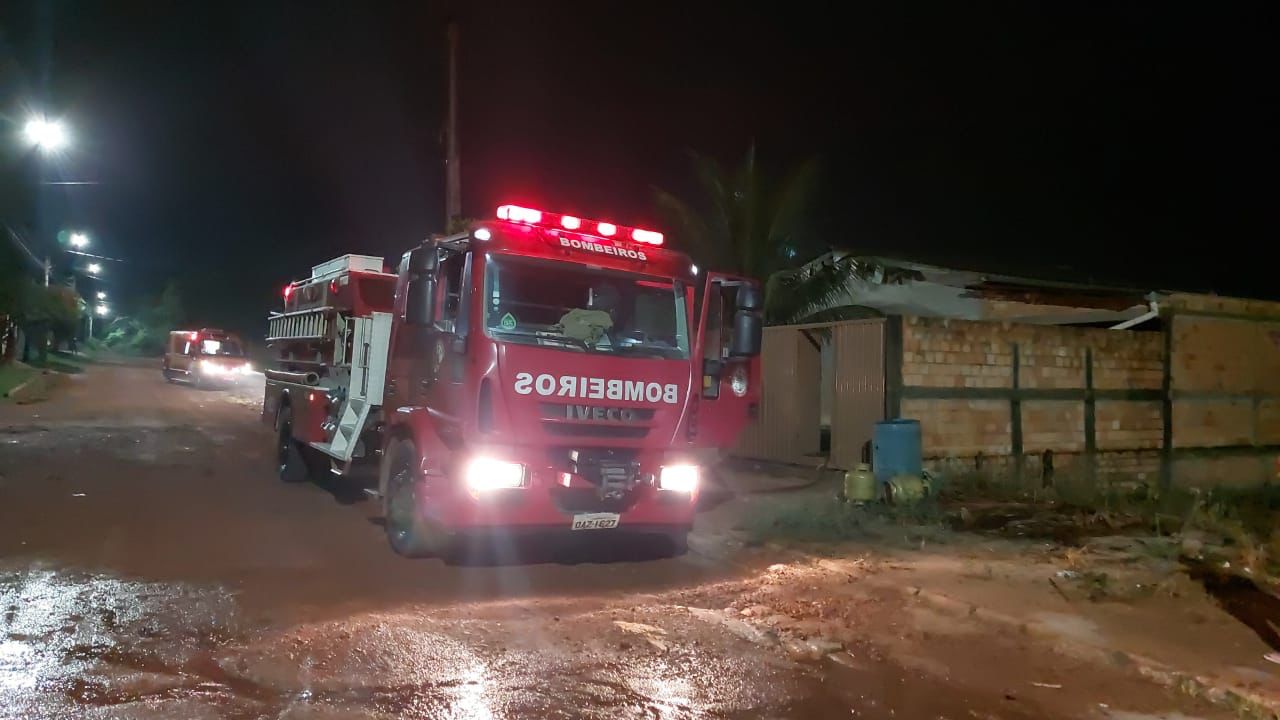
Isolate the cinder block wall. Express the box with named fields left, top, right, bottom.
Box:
left=892, top=297, right=1280, bottom=488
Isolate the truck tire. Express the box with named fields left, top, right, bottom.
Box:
left=665, top=531, right=690, bottom=558
left=276, top=406, right=310, bottom=483
left=382, top=438, right=449, bottom=558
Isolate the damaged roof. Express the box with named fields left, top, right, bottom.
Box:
left=807, top=254, right=1161, bottom=326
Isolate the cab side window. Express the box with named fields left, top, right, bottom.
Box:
left=437, top=252, right=466, bottom=332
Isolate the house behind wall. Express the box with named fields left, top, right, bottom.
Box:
left=891, top=293, right=1280, bottom=488
left=737, top=292, right=1280, bottom=489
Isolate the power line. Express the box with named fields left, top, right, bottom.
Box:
left=3, top=224, right=46, bottom=272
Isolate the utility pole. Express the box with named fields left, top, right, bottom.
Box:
left=444, top=19, right=462, bottom=226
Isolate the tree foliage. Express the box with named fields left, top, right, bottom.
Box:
left=100, top=281, right=185, bottom=355
left=655, top=145, right=820, bottom=283
left=656, top=146, right=864, bottom=324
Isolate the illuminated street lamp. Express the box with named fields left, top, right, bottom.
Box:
left=96, top=291, right=107, bottom=300
left=22, top=116, right=69, bottom=153
left=88, top=303, right=109, bottom=339
left=69, top=232, right=90, bottom=248
left=86, top=262, right=102, bottom=275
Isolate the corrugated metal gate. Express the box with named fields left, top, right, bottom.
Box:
left=829, top=320, right=886, bottom=469
left=735, top=319, right=886, bottom=468
left=734, top=326, right=822, bottom=464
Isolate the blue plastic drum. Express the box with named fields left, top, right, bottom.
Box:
left=872, top=419, right=922, bottom=484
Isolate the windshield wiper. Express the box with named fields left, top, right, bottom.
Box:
left=489, top=327, right=588, bottom=350
left=610, top=343, right=680, bottom=359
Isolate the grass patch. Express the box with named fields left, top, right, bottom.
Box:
left=0, top=362, right=36, bottom=397
left=741, top=489, right=946, bottom=545
left=29, top=350, right=84, bottom=374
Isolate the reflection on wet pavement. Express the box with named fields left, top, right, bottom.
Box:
left=0, top=566, right=241, bottom=719
left=0, top=561, right=1018, bottom=719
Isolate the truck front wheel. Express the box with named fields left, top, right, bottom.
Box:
left=276, top=406, right=310, bottom=483
left=383, top=438, right=449, bottom=558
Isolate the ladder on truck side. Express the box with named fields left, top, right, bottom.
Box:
left=310, top=311, right=393, bottom=464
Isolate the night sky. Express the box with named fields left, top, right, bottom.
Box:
left=1, top=1, right=1272, bottom=339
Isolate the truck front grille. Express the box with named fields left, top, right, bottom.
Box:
left=537, top=403, right=654, bottom=439
left=543, top=423, right=648, bottom=439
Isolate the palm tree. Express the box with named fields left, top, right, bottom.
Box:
left=655, top=146, right=857, bottom=324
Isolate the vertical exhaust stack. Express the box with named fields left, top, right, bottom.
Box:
left=444, top=20, right=462, bottom=227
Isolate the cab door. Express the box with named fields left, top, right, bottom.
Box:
left=690, top=273, right=764, bottom=447
left=171, top=334, right=195, bottom=374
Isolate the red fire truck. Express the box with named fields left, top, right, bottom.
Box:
left=262, top=205, right=762, bottom=557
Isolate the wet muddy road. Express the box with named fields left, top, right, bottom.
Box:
left=0, top=364, right=1230, bottom=719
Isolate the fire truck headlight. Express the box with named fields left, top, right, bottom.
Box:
left=463, top=457, right=526, bottom=492
left=730, top=367, right=749, bottom=397
left=659, top=464, right=699, bottom=493
left=199, top=360, right=226, bottom=376
left=239, top=363, right=254, bottom=375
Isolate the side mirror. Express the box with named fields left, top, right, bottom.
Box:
left=736, top=284, right=763, bottom=311
left=729, top=310, right=763, bottom=357
left=408, top=245, right=439, bottom=274
left=405, top=278, right=436, bottom=326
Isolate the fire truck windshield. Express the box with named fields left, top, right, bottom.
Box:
left=200, top=339, right=243, bottom=356
left=484, top=254, right=690, bottom=360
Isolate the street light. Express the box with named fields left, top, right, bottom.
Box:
left=96, top=291, right=106, bottom=300
left=86, top=262, right=102, bottom=274
left=95, top=304, right=109, bottom=316
left=22, top=116, right=69, bottom=153
left=69, top=232, right=90, bottom=248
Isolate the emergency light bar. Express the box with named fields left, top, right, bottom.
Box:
left=495, top=205, right=664, bottom=246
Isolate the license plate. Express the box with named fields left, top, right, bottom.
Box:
left=571, top=512, right=620, bottom=530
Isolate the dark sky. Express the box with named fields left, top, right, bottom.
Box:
left=1, top=1, right=1273, bottom=337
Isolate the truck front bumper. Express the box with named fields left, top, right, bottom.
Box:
left=415, top=460, right=699, bottom=537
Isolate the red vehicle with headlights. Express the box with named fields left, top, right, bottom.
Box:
left=164, top=329, right=253, bottom=386
left=262, top=205, right=763, bottom=558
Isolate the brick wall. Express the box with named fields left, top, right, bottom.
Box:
left=1021, top=401, right=1085, bottom=453
left=901, top=398, right=1010, bottom=456
left=893, top=301, right=1280, bottom=488
left=1170, top=310, right=1280, bottom=449
left=901, top=320, right=1013, bottom=389
left=900, top=317, right=1161, bottom=461
left=1095, top=401, right=1162, bottom=450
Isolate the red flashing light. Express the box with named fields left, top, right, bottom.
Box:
left=189, top=332, right=198, bottom=341
left=494, top=204, right=663, bottom=247
left=283, top=284, right=295, bottom=302
left=630, top=228, right=664, bottom=245
left=496, top=205, right=543, bottom=224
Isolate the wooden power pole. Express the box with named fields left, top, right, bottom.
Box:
left=445, top=20, right=461, bottom=226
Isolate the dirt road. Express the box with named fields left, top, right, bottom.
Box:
left=0, top=363, right=1232, bottom=719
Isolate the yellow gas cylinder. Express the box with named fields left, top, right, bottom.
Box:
left=843, top=463, right=879, bottom=503
left=887, top=473, right=931, bottom=504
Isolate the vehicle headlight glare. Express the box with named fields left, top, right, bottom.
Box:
left=200, top=360, right=226, bottom=375
left=659, top=464, right=699, bottom=493
left=464, top=456, right=526, bottom=492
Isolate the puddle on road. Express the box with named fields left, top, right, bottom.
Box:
left=0, top=562, right=1226, bottom=720
left=0, top=565, right=242, bottom=720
